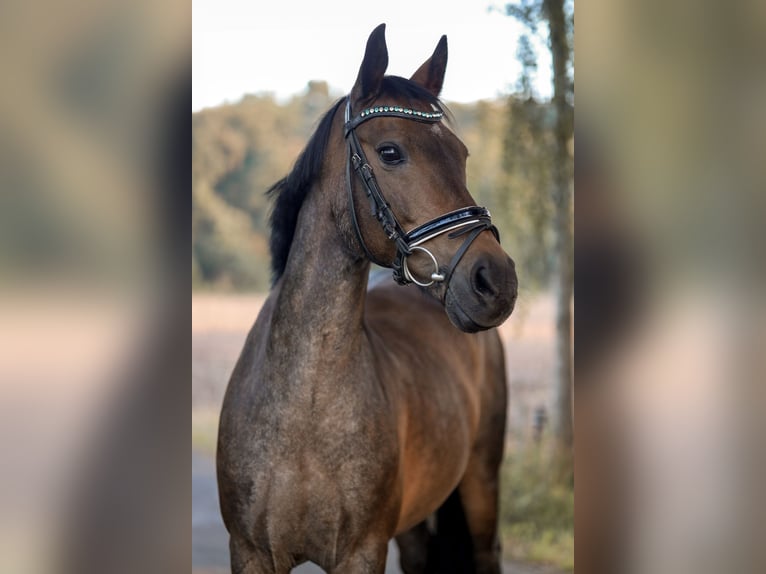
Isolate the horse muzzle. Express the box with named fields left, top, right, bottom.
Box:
left=443, top=254, right=518, bottom=332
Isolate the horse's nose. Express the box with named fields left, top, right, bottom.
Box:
left=471, top=257, right=517, bottom=307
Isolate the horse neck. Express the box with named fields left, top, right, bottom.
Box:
left=269, top=179, right=371, bottom=357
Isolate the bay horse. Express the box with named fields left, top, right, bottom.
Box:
left=217, top=24, right=518, bottom=574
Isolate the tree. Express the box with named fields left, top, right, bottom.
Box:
left=504, top=0, right=574, bottom=454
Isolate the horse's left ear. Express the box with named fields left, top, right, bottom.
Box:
left=351, top=24, right=389, bottom=106
left=410, top=35, right=448, bottom=97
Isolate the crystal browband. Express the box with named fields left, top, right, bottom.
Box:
left=359, top=106, right=443, bottom=120
left=344, top=103, right=444, bottom=134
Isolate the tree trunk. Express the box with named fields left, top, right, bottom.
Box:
left=544, top=0, right=573, bottom=452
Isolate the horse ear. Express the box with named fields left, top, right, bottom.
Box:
left=410, top=35, right=448, bottom=97
left=351, top=24, right=389, bottom=106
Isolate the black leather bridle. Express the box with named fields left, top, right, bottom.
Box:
left=343, top=98, right=500, bottom=289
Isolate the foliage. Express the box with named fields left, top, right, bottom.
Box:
left=448, top=100, right=507, bottom=227
left=499, top=0, right=574, bottom=291
left=500, top=96, right=558, bottom=288
left=192, top=81, right=336, bottom=291
left=499, top=443, right=574, bottom=571
left=504, top=0, right=575, bottom=457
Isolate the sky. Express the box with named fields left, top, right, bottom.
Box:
left=192, top=0, right=552, bottom=111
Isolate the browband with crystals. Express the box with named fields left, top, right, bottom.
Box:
left=344, top=105, right=443, bottom=134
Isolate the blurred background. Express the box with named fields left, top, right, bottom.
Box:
left=0, top=0, right=192, bottom=573
left=576, top=1, right=766, bottom=573
left=192, top=1, right=573, bottom=572
left=0, top=0, right=190, bottom=571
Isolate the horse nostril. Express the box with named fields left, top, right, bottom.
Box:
left=473, top=265, right=497, bottom=298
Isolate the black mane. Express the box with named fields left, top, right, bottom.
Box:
left=267, top=97, right=344, bottom=284
left=267, top=77, right=446, bottom=284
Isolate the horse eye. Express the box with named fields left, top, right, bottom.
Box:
left=377, top=145, right=403, bottom=165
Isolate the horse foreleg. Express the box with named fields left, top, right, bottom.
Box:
left=458, top=465, right=502, bottom=574
left=229, top=536, right=291, bottom=574
left=458, top=342, right=507, bottom=574
left=395, top=521, right=431, bottom=573
left=330, top=538, right=389, bottom=574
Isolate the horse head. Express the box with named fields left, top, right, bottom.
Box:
left=343, top=24, right=518, bottom=332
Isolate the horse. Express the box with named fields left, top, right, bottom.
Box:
left=217, top=24, right=518, bottom=574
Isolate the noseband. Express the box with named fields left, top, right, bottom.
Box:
left=343, top=98, right=499, bottom=289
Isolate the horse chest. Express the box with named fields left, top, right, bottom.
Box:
left=241, top=363, right=399, bottom=501
left=238, top=399, right=400, bottom=561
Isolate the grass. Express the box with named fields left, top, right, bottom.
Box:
left=499, top=440, right=574, bottom=571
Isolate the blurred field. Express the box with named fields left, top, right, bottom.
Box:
left=192, top=293, right=267, bottom=410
